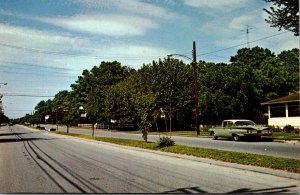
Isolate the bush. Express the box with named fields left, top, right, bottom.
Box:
left=203, top=125, right=212, bottom=132
left=283, top=125, right=294, bottom=133
left=269, top=125, right=281, bottom=132
left=157, top=136, right=175, bottom=148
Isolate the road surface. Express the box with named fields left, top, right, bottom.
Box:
left=46, top=125, right=300, bottom=159
left=0, top=125, right=299, bottom=193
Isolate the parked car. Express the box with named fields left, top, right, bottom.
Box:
left=209, top=119, right=272, bottom=141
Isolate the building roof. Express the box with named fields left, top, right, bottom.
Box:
left=261, top=92, right=300, bottom=105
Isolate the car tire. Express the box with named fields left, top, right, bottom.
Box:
left=212, top=133, right=218, bottom=140
left=233, top=135, right=239, bottom=141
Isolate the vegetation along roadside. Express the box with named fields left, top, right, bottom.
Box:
left=52, top=131, right=300, bottom=174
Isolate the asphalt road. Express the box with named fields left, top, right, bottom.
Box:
left=0, top=125, right=299, bottom=193
left=46, top=125, right=300, bottom=159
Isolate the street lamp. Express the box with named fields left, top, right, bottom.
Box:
left=168, top=41, right=200, bottom=136
left=78, top=106, right=87, bottom=127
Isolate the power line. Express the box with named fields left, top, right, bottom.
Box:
left=0, top=60, right=72, bottom=71
left=198, top=31, right=289, bottom=57
left=0, top=70, right=77, bottom=78
left=2, top=93, right=54, bottom=97
left=0, top=42, right=164, bottom=60
left=1, top=78, right=72, bottom=85
left=0, top=64, right=79, bottom=76
left=4, top=109, right=34, bottom=111
left=0, top=31, right=291, bottom=63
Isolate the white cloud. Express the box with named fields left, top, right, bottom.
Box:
left=100, top=44, right=169, bottom=59
left=184, top=0, right=250, bottom=8
left=0, top=22, right=170, bottom=118
left=0, top=23, right=168, bottom=69
left=38, top=14, right=158, bottom=36
left=70, top=0, right=178, bottom=19
left=229, top=15, right=255, bottom=30
left=0, top=23, right=90, bottom=49
left=209, top=12, right=298, bottom=53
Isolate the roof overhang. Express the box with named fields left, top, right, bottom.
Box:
left=261, top=92, right=300, bottom=105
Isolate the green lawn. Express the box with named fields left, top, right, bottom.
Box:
left=114, top=129, right=210, bottom=137
left=52, top=131, right=300, bottom=174
left=272, top=132, right=300, bottom=139
left=38, top=124, right=300, bottom=139
left=148, top=130, right=210, bottom=137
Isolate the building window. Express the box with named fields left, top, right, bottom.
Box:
left=288, top=102, right=300, bottom=117
left=270, top=104, right=286, bottom=118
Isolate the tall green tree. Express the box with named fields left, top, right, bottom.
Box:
left=200, top=47, right=299, bottom=124
left=264, top=0, right=299, bottom=36
left=0, top=113, right=9, bottom=124
left=71, top=61, right=135, bottom=126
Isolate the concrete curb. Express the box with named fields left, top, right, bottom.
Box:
left=45, top=130, right=300, bottom=181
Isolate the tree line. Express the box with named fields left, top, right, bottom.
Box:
left=15, top=47, right=299, bottom=132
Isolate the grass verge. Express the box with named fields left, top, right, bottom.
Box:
left=52, top=131, right=300, bottom=174
left=272, top=132, right=300, bottom=139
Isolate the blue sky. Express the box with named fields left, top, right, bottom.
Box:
left=0, top=0, right=298, bottom=119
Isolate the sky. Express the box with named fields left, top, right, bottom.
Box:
left=0, top=0, right=298, bottom=119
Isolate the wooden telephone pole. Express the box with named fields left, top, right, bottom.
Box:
left=193, top=41, right=200, bottom=135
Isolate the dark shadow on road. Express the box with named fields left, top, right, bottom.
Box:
left=163, top=185, right=298, bottom=193
left=0, top=132, right=31, bottom=136
left=0, top=137, right=56, bottom=143
left=214, top=137, right=274, bottom=143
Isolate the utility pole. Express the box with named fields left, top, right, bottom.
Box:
left=167, top=42, right=200, bottom=135
left=193, top=41, right=200, bottom=136
left=56, top=109, right=58, bottom=131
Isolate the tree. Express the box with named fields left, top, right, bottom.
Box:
left=0, top=113, right=9, bottom=124
left=200, top=47, right=299, bottom=124
left=60, top=91, right=77, bottom=133
left=137, top=58, right=194, bottom=131
left=71, top=61, right=135, bottom=126
left=264, top=0, right=299, bottom=36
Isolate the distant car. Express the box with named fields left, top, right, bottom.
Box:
left=209, top=119, right=272, bottom=141
left=49, top=128, right=56, bottom=131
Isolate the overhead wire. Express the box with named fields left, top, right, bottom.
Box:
left=0, top=42, right=165, bottom=60
left=0, top=64, right=79, bottom=77
left=0, top=31, right=290, bottom=63
left=0, top=70, right=77, bottom=78
left=198, top=31, right=289, bottom=57
left=0, top=60, right=72, bottom=71
left=2, top=93, right=54, bottom=97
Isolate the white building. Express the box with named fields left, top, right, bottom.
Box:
left=261, top=92, right=300, bottom=128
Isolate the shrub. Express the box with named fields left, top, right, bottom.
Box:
left=157, top=136, right=175, bottom=148
left=269, top=125, right=282, bottom=132
left=203, top=125, right=211, bottom=132
left=283, top=125, right=294, bottom=133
